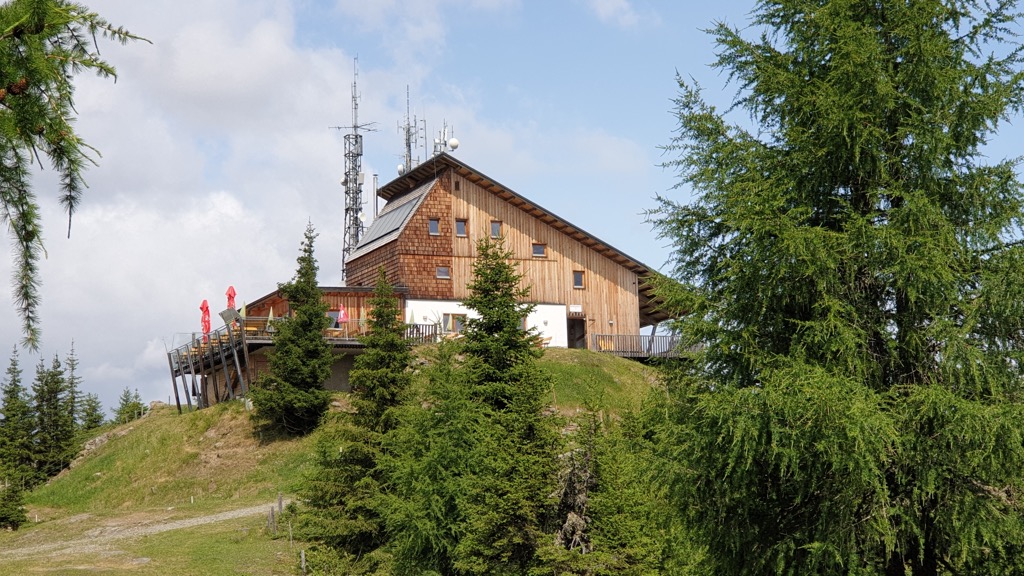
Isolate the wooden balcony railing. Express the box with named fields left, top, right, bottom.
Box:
left=168, top=318, right=440, bottom=375
left=590, top=334, right=682, bottom=358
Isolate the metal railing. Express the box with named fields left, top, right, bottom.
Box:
left=589, top=334, right=682, bottom=358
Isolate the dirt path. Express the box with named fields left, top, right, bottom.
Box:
left=0, top=501, right=286, bottom=559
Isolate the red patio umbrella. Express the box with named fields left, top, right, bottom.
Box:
left=200, top=299, right=211, bottom=343
left=226, top=285, right=236, bottom=309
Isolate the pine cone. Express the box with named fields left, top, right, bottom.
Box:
left=9, top=78, right=28, bottom=95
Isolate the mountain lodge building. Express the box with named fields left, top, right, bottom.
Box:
left=166, top=153, right=675, bottom=411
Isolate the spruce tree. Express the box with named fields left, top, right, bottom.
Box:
left=649, top=1, right=1024, bottom=574
left=0, top=0, right=143, bottom=348
left=32, top=356, right=76, bottom=480
left=113, top=387, right=145, bottom=424
left=0, top=348, right=35, bottom=490
left=536, top=413, right=686, bottom=575
left=297, top=269, right=410, bottom=573
left=456, top=236, right=558, bottom=574
left=383, top=236, right=559, bottom=574
left=0, top=484, right=28, bottom=531
left=64, top=343, right=81, bottom=427
left=78, top=392, right=105, bottom=431
left=249, top=223, right=332, bottom=435
left=350, top=269, right=413, bottom=433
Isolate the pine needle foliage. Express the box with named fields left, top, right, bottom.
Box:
left=381, top=236, right=560, bottom=575
left=0, top=0, right=145, bottom=348
left=0, top=347, right=34, bottom=490
left=250, top=223, right=332, bottom=436
left=296, top=270, right=410, bottom=574
left=31, top=355, right=76, bottom=480
left=350, top=269, right=412, bottom=433
left=0, top=483, right=27, bottom=530
left=113, top=386, right=145, bottom=425
left=77, top=392, right=104, bottom=430
left=649, top=1, right=1024, bottom=574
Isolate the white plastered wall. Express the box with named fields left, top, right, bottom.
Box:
left=405, top=299, right=568, bottom=348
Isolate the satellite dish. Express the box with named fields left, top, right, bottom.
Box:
left=447, top=137, right=460, bottom=150
left=397, top=163, right=405, bottom=175
left=358, top=212, right=366, bottom=223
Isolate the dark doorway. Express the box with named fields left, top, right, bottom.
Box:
left=567, top=318, right=587, bottom=349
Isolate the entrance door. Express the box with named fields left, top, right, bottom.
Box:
left=567, top=318, right=587, bottom=349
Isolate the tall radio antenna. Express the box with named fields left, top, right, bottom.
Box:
left=331, top=57, right=377, bottom=281
left=397, top=86, right=423, bottom=175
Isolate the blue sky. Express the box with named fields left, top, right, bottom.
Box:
left=1, top=0, right=1021, bottom=413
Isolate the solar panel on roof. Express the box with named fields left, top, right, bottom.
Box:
left=352, top=179, right=436, bottom=254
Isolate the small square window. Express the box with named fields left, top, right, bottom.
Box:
left=455, top=219, right=468, bottom=237
left=443, top=313, right=467, bottom=334
left=428, top=219, right=440, bottom=235
left=573, top=270, right=585, bottom=289
left=490, top=220, right=502, bottom=238
left=532, top=243, right=546, bottom=258
left=436, top=266, right=450, bottom=279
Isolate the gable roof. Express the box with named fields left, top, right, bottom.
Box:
left=376, top=153, right=672, bottom=326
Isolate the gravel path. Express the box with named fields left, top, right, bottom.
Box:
left=1, top=501, right=285, bottom=558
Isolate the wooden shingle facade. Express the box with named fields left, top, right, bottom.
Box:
left=346, top=153, right=670, bottom=349
left=166, top=153, right=674, bottom=413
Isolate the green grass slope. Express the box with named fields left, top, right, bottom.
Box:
left=539, top=347, right=660, bottom=414
left=0, top=348, right=657, bottom=575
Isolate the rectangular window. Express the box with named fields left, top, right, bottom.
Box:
left=436, top=266, right=450, bottom=279
left=455, top=219, right=468, bottom=237
left=443, top=313, right=467, bottom=334
left=428, top=218, right=440, bottom=235
left=573, top=270, right=585, bottom=289
left=490, top=220, right=502, bottom=238
left=532, top=243, right=546, bottom=258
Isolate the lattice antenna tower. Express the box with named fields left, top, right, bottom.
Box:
left=331, top=58, right=377, bottom=281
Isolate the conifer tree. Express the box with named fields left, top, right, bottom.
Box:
left=456, top=236, right=559, bottom=573
left=32, top=356, right=76, bottom=480
left=250, top=223, right=332, bottom=435
left=298, top=269, right=410, bottom=573
left=0, top=484, right=28, bottom=531
left=649, top=1, right=1024, bottom=573
left=113, top=387, right=145, bottom=424
left=383, top=236, right=559, bottom=574
left=64, top=343, right=81, bottom=427
left=350, top=269, right=412, bottom=433
left=0, top=348, right=35, bottom=490
left=0, top=0, right=144, bottom=348
left=536, top=413, right=683, bottom=575
left=78, top=392, right=105, bottom=431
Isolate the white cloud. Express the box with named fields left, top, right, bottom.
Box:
left=0, top=0, right=679, bottom=415
left=584, top=0, right=648, bottom=28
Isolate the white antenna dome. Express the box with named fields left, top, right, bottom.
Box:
left=447, top=137, right=460, bottom=150
left=397, top=163, right=405, bottom=175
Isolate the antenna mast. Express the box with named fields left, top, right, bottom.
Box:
left=397, top=86, right=422, bottom=175
left=332, top=58, right=377, bottom=281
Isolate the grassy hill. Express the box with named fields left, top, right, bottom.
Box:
left=0, top=348, right=659, bottom=575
